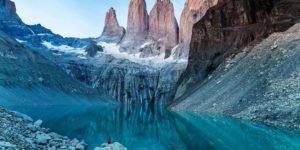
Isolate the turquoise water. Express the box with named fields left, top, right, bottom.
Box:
left=6, top=105, right=300, bottom=150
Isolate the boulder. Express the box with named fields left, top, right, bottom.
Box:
left=85, top=44, right=103, bottom=57
left=94, top=142, right=127, bottom=150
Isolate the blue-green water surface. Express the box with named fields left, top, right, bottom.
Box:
left=6, top=105, right=300, bottom=150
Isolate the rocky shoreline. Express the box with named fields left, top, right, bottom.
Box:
left=0, top=107, right=126, bottom=150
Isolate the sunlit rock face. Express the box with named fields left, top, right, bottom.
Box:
left=174, top=0, right=222, bottom=58
left=120, top=0, right=179, bottom=58
left=98, top=8, right=125, bottom=43
left=120, top=0, right=149, bottom=52
left=175, top=0, right=300, bottom=99
left=148, top=0, right=179, bottom=54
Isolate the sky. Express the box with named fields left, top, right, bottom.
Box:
left=13, top=0, right=185, bottom=38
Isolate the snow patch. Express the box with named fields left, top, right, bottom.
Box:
left=98, top=42, right=187, bottom=68
left=16, top=39, right=26, bottom=43
left=42, top=41, right=87, bottom=56
left=37, top=33, right=52, bottom=36
left=140, top=41, right=153, bottom=48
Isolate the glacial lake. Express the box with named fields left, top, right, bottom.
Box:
left=6, top=105, right=300, bottom=150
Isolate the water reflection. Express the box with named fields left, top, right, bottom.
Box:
left=8, top=105, right=186, bottom=150
left=6, top=105, right=300, bottom=150
left=173, top=112, right=300, bottom=150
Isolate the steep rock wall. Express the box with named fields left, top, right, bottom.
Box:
left=148, top=0, right=179, bottom=52
left=173, top=23, right=300, bottom=129
left=176, top=0, right=300, bottom=98
left=120, top=0, right=149, bottom=52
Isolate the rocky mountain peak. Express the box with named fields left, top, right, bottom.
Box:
left=0, top=0, right=21, bottom=23
left=148, top=0, right=179, bottom=51
left=105, top=7, right=119, bottom=27
left=0, top=0, right=16, bottom=15
left=99, top=7, right=125, bottom=43
left=0, top=0, right=17, bottom=18
left=120, top=0, right=149, bottom=51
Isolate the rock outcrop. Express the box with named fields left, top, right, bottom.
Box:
left=0, top=0, right=22, bottom=23
left=175, top=0, right=300, bottom=99
left=85, top=44, right=103, bottom=57
left=120, top=0, right=149, bottom=52
left=98, top=8, right=125, bottom=43
left=148, top=0, right=179, bottom=52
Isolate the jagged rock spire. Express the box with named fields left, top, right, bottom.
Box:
left=149, top=0, right=179, bottom=50
left=99, top=7, right=125, bottom=43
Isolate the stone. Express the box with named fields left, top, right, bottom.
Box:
left=27, top=124, right=38, bottom=132
left=98, top=7, right=125, bottom=43
left=75, top=141, right=85, bottom=150
left=0, top=141, right=16, bottom=148
left=36, top=133, right=51, bottom=145
left=34, top=119, right=43, bottom=127
left=85, top=44, right=103, bottom=57
left=94, top=142, right=127, bottom=150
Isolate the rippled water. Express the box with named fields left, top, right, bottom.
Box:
left=7, top=105, right=300, bottom=150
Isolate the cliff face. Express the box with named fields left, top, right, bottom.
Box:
left=98, top=8, right=125, bottom=43
left=66, top=56, right=186, bottom=106
left=0, top=0, right=44, bottom=37
left=120, top=0, right=149, bottom=51
left=148, top=0, right=179, bottom=51
left=174, top=0, right=221, bottom=58
left=0, top=0, right=21, bottom=23
left=175, top=0, right=300, bottom=99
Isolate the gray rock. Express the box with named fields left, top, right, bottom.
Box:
left=75, top=141, right=85, bottom=150
left=94, top=142, right=127, bottom=150
left=34, top=119, right=43, bottom=127
left=36, top=133, right=51, bottom=145
left=85, top=44, right=103, bottom=57
left=0, top=141, right=16, bottom=148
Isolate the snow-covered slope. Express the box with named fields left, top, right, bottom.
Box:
left=0, top=31, right=112, bottom=106
left=172, top=24, right=300, bottom=128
